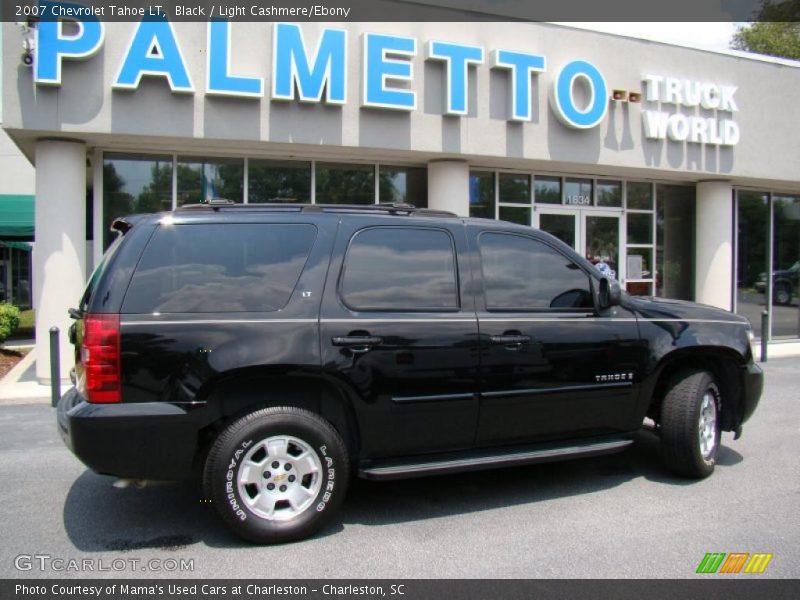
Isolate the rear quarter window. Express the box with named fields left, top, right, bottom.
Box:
left=122, top=223, right=316, bottom=313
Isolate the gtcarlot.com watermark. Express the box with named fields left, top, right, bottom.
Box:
left=14, top=554, right=194, bottom=573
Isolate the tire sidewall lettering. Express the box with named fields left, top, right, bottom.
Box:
left=316, top=444, right=335, bottom=513
left=225, top=440, right=253, bottom=522
left=700, top=386, right=720, bottom=467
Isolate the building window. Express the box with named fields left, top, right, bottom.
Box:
left=499, top=173, right=530, bottom=204
left=534, top=176, right=561, bottom=204
left=627, top=181, right=654, bottom=210
left=0, top=244, right=32, bottom=308
left=625, top=182, right=655, bottom=295
left=656, top=184, right=695, bottom=301
left=248, top=160, right=311, bottom=204
left=597, top=179, right=622, bottom=207
left=499, top=206, right=531, bottom=226
left=11, top=246, right=32, bottom=308
left=735, top=191, right=770, bottom=339
left=177, top=157, right=244, bottom=206
left=315, top=162, right=375, bottom=205
left=771, top=195, right=800, bottom=339
left=379, top=166, right=428, bottom=207
left=627, top=213, right=653, bottom=245
left=498, top=173, right=530, bottom=225
left=564, top=178, right=593, bottom=207
left=102, top=153, right=173, bottom=249
left=469, top=170, right=495, bottom=218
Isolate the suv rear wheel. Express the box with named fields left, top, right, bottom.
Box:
left=659, top=370, right=721, bottom=478
left=203, top=407, right=349, bottom=543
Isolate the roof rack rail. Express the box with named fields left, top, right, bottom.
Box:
left=177, top=201, right=457, bottom=218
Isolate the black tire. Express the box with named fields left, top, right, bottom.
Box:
left=203, top=407, right=349, bottom=543
left=659, top=370, right=721, bottom=478
left=773, top=283, right=792, bottom=306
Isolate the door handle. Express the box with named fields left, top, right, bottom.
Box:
left=331, top=335, right=383, bottom=350
left=490, top=334, right=531, bottom=347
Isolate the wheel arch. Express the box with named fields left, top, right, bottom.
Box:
left=647, top=347, right=747, bottom=432
left=195, top=367, right=362, bottom=468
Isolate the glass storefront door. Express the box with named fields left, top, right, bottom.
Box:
left=536, top=208, right=624, bottom=283
left=537, top=209, right=578, bottom=250
left=583, top=212, right=622, bottom=282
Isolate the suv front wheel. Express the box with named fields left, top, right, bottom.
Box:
left=203, top=407, right=349, bottom=543
left=659, top=370, right=721, bottom=478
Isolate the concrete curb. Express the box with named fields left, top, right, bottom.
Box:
left=751, top=341, right=800, bottom=360
left=0, top=347, right=35, bottom=385
left=0, top=351, right=52, bottom=405
left=3, top=339, right=35, bottom=350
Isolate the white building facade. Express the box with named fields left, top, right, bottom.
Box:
left=2, top=19, right=799, bottom=380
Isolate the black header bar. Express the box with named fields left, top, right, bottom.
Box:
left=2, top=0, right=799, bottom=23
left=3, top=579, right=800, bottom=600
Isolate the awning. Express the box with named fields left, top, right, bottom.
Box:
left=0, top=195, right=35, bottom=241
left=1, top=241, right=32, bottom=251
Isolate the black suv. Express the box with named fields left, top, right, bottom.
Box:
left=58, top=203, right=763, bottom=543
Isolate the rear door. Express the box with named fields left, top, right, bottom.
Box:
left=320, top=216, right=480, bottom=459
left=469, top=225, right=643, bottom=446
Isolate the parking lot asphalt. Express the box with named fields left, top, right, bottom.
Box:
left=0, top=359, right=797, bottom=579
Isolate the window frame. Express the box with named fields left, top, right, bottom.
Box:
left=476, top=229, right=598, bottom=314
left=338, top=225, right=461, bottom=313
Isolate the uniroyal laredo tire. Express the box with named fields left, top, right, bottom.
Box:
left=203, top=407, right=349, bottom=544
left=660, top=370, right=721, bottom=479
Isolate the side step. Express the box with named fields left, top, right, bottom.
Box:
left=359, top=437, right=634, bottom=481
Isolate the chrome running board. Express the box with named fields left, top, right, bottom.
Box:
left=359, top=438, right=633, bottom=480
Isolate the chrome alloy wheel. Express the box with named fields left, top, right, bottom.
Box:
left=698, top=391, right=718, bottom=460
left=237, top=435, right=323, bottom=521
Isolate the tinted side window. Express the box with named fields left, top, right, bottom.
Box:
left=123, top=224, right=316, bottom=313
left=341, top=227, right=458, bottom=311
left=479, top=232, right=593, bottom=310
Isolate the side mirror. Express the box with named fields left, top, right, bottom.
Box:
left=598, top=277, right=622, bottom=309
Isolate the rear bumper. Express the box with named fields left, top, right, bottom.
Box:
left=57, top=387, right=199, bottom=480
left=740, top=362, right=764, bottom=426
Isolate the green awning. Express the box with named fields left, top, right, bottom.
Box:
left=1, top=241, right=31, bottom=251
left=0, top=195, right=35, bottom=241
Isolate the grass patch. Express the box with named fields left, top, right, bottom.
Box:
left=8, top=309, right=34, bottom=341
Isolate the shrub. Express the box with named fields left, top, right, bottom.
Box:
left=0, top=304, right=21, bottom=344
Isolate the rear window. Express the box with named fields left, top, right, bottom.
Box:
left=122, top=223, right=316, bottom=313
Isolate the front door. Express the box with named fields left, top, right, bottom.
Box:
left=320, top=217, right=480, bottom=460
left=469, top=224, right=643, bottom=446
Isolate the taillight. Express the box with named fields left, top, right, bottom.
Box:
left=81, top=314, right=121, bottom=403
